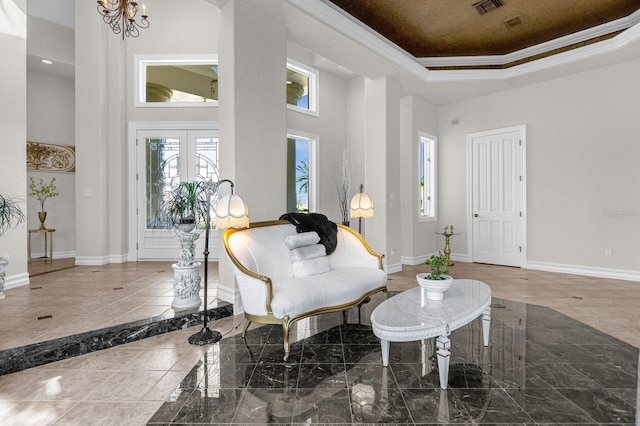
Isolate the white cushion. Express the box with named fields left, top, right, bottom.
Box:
left=290, top=244, right=326, bottom=262
left=271, top=267, right=388, bottom=319
left=284, top=231, right=320, bottom=249
left=292, top=256, right=331, bottom=278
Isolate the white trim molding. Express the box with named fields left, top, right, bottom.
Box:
left=5, top=273, right=29, bottom=290
left=526, top=261, right=640, bottom=282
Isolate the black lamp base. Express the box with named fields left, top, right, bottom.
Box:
left=188, top=326, right=222, bottom=345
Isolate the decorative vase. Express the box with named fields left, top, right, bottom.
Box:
left=416, top=273, right=454, bottom=302
left=37, top=211, right=47, bottom=230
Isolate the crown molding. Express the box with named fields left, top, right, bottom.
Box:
left=418, top=9, right=640, bottom=68
left=425, top=22, right=640, bottom=82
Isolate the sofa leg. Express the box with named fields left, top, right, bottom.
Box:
left=282, top=317, right=291, bottom=361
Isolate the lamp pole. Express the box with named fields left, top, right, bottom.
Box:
left=188, top=183, right=221, bottom=345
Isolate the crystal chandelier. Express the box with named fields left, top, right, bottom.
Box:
left=96, top=0, right=149, bottom=40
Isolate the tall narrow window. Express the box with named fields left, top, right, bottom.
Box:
left=287, top=132, right=317, bottom=213
left=286, top=59, right=318, bottom=116
left=419, top=133, right=437, bottom=220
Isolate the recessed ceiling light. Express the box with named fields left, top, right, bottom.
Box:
left=41, top=59, right=53, bottom=65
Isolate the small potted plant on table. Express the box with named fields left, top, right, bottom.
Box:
left=417, top=251, right=453, bottom=301
left=28, top=177, right=59, bottom=230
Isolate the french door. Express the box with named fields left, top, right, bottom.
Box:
left=469, top=126, right=526, bottom=267
left=135, top=128, right=220, bottom=260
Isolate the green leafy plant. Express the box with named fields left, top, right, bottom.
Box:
left=424, top=251, right=450, bottom=280
left=0, top=194, right=25, bottom=236
left=28, top=177, right=59, bottom=212
left=161, top=181, right=209, bottom=226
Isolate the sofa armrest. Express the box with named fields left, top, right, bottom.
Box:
left=330, top=224, right=384, bottom=270
left=223, top=227, right=275, bottom=316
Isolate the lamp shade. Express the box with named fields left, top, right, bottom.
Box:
left=350, top=192, right=374, bottom=218
left=215, top=193, right=249, bottom=229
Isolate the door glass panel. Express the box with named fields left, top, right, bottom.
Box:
left=195, top=137, right=221, bottom=212
left=146, top=138, right=180, bottom=229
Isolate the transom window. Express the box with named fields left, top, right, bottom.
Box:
left=286, top=59, right=318, bottom=116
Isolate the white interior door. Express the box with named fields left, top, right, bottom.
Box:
left=136, top=129, right=220, bottom=260
left=470, top=126, right=525, bottom=267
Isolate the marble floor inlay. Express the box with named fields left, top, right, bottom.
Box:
left=148, top=294, right=638, bottom=425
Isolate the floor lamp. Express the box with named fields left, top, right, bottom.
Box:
left=188, top=179, right=249, bottom=345
left=350, top=184, right=374, bottom=235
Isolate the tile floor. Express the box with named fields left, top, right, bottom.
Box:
left=0, top=260, right=638, bottom=424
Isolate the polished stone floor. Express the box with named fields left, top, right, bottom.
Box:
left=147, top=294, right=638, bottom=425
left=0, top=260, right=638, bottom=424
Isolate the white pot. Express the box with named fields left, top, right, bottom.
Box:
left=416, top=273, right=454, bottom=301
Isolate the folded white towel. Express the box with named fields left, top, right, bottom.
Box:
left=284, top=231, right=320, bottom=249
left=290, top=244, right=326, bottom=262
left=292, top=256, right=331, bottom=278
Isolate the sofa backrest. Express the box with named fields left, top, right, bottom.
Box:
left=225, top=221, right=298, bottom=283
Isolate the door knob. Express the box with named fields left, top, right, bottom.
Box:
left=474, top=214, right=479, bottom=217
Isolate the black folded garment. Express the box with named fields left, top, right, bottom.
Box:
left=279, top=212, right=338, bottom=255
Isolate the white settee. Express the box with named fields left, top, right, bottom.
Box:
left=222, top=220, right=388, bottom=360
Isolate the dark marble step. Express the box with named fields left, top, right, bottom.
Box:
left=0, top=302, right=233, bottom=376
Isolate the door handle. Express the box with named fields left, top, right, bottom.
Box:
left=474, top=214, right=479, bottom=217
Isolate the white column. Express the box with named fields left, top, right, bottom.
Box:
left=0, top=0, right=28, bottom=288
left=363, top=77, right=402, bottom=272
left=217, top=0, right=287, bottom=307
left=75, top=0, right=127, bottom=264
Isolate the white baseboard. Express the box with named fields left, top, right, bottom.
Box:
left=4, top=273, right=30, bottom=290
left=526, top=261, right=640, bottom=282
left=401, top=252, right=468, bottom=266
left=384, top=262, right=402, bottom=274
left=109, top=254, right=129, bottom=264
left=75, top=256, right=111, bottom=266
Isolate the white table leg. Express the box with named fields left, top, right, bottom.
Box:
left=482, top=307, right=491, bottom=347
left=436, top=335, right=451, bottom=389
left=380, top=339, right=390, bottom=367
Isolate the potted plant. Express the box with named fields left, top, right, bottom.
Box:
left=28, top=177, right=59, bottom=230
left=0, top=193, right=25, bottom=299
left=160, top=180, right=210, bottom=310
left=417, top=251, right=453, bottom=301
left=162, top=181, right=209, bottom=233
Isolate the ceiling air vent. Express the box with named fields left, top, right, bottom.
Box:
left=473, top=0, right=504, bottom=15
left=504, top=15, right=523, bottom=29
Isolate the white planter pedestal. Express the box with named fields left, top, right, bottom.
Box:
left=0, top=256, right=8, bottom=300
left=172, top=262, right=202, bottom=309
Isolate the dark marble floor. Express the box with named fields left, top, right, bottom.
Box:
left=148, top=295, right=639, bottom=425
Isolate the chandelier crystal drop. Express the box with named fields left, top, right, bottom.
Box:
left=96, top=0, right=149, bottom=39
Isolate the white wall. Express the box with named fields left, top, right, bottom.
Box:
left=26, top=71, right=75, bottom=258
left=438, top=57, right=640, bottom=275
left=399, top=95, right=440, bottom=264
left=0, top=0, right=28, bottom=287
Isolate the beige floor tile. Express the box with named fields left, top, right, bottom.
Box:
left=85, top=370, right=166, bottom=401
left=0, top=400, right=78, bottom=426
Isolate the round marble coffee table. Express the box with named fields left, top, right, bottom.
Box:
left=370, top=279, right=492, bottom=389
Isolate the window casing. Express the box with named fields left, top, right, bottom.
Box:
left=419, top=132, right=437, bottom=221
left=286, top=59, right=318, bottom=116
left=286, top=131, right=318, bottom=213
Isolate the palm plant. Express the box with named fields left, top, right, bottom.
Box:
left=296, top=161, right=309, bottom=194
left=161, top=181, right=209, bottom=227
left=0, top=194, right=25, bottom=236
